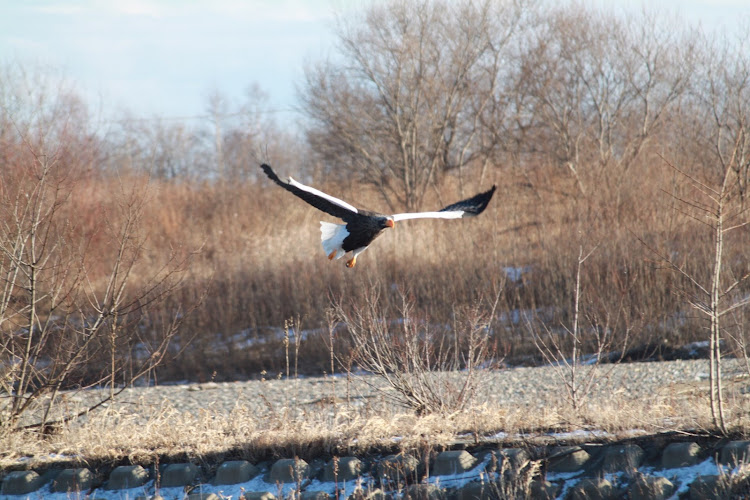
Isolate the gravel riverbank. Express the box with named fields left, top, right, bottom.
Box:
left=68, top=358, right=746, bottom=421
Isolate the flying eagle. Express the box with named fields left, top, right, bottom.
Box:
left=261, top=164, right=496, bottom=268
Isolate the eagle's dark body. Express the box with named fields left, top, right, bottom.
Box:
left=339, top=210, right=392, bottom=253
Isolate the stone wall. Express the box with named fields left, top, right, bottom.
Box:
left=2, top=438, right=750, bottom=499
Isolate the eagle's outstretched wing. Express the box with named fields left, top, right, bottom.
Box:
left=261, top=164, right=360, bottom=220
left=391, top=185, right=496, bottom=222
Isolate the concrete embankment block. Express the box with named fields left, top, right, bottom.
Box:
left=52, top=467, right=94, bottom=493
left=601, top=444, right=644, bottom=472
left=377, top=454, right=419, bottom=485
left=269, top=458, right=310, bottom=483
left=547, top=446, right=590, bottom=472
left=432, top=450, right=477, bottom=476
left=105, top=465, right=149, bottom=490
left=161, top=462, right=200, bottom=487
left=214, top=460, right=259, bottom=485
left=662, top=442, right=702, bottom=468
left=322, top=456, right=363, bottom=482
left=629, top=474, right=675, bottom=500
left=1, top=470, right=44, bottom=495
left=529, top=479, right=558, bottom=499
left=495, top=448, right=529, bottom=469
left=719, top=440, right=750, bottom=466
left=405, top=483, right=443, bottom=500
left=456, top=481, right=491, bottom=500
left=568, top=477, right=616, bottom=500
left=689, top=475, right=727, bottom=500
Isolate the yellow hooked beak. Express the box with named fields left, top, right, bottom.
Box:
left=386, top=219, right=395, bottom=228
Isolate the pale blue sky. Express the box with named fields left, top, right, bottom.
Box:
left=0, top=0, right=747, bottom=126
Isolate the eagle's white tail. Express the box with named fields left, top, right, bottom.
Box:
left=320, top=221, right=348, bottom=260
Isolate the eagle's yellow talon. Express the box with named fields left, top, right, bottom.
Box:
left=328, top=251, right=337, bottom=260
left=346, top=257, right=356, bottom=268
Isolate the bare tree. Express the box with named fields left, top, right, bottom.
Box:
left=0, top=65, right=194, bottom=432
left=643, top=29, right=750, bottom=430
left=332, top=285, right=499, bottom=414
left=112, top=118, right=201, bottom=179
left=0, top=153, right=193, bottom=432
left=650, top=148, right=748, bottom=434
left=689, top=30, right=750, bottom=198
left=206, top=88, right=229, bottom=180
left=528, top=244, right=631, bottom=412
left=520, top=6, right=692, bottom=199
left=200, top=86, right=298, bottom=182
left=301, top=0, right=531, bottom=210
left=648, top=31, right=750, bottom=435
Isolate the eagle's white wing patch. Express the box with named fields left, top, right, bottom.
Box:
left=289, top=177, right=359, bottom=214
left=320, top=221, right=348, bottom=259
left=391, top=211, right=464, bottom=222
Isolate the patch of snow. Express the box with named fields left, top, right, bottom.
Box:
left=304, top=477, right=364, bottom=498
left=503, top=266, right=531, bottom=283
left=545, top=429, right=611, bottom=440
left=425, top=453, right=493, bottom=488
left=18, top=482, right=155, bottom=500
left=646, top=458, right=723, bottom=498
left=485, top=431, right=510, bottom=440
